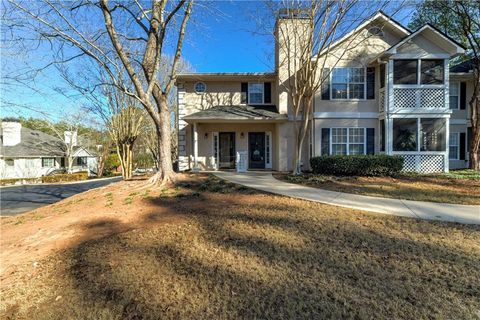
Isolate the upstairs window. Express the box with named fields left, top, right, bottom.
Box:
left=393, top=59, right=444, bottom=85
left=331, top=67, right=365, bottom=100
left=449, top=82, right=459, bottom=109
left=393, top=60, right=418, bottom=85
left=248, top=83, right=264, bottom=104
left=421, top=60, right=444, bottom=84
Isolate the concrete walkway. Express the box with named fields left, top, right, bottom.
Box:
left=214, top=171, right=480, bottom=225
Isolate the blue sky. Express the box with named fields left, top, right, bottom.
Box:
left=1, top=1, right=414, bottom=121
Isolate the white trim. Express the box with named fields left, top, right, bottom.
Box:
left=265, top=131, right=273, bottom=169
left=314, top=112, right=379, bottom=119
left=391, top=54, right=450, bottom=59
left=212, top=132, right=219, bottom=170
left=389, top=109, right=452, bottom=115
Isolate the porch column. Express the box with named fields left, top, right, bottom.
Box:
left=193, top=122, right=199, bottom=172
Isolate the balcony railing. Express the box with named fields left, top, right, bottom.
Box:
left=392, top=87, right=445, bottom=110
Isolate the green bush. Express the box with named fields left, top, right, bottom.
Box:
left=41, top=172, right=89, bottom=183
left=310, top=155, right=404, bottom=177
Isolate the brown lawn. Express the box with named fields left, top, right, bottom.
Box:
left=274, top=171, right=480, bottom=205
left=1, top=174, right=479, bottom=319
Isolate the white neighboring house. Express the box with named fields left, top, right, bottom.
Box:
left=0, top=121, right=98, bottom=179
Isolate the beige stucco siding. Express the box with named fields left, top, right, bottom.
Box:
left=397, top=34, right=449, bottom=56
left=182, top=80, right=277, bottom=114
left=184, top=122, right=277, bottom=170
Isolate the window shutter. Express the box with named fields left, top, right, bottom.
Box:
left=264, top=82, right=271, bottom=104
left=321, top=68, right=330, bottom=100
left=466, top=127, right=472, bottom=160
left=460, top=82, right=466, bottom=109
left=321, top=128, right=330, bottom=155
left=367, top=67, right=375, bottom=99
left=460, top=132, right=466, bottom=160
left=241, top=82, right=248, bottom=104
left=366, top=128, right=375, bottom=154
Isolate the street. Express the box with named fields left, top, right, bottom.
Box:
left=0, top=176, right=122, bottom=216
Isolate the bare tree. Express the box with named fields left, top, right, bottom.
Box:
left=5, top=0, right=194, bottom=184
left=270, top=1, right=392, bottom=174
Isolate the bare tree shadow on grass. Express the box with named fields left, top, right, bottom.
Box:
left=19, top=176, right=480, bottom=319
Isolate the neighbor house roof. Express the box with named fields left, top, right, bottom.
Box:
left=1, top=127, right=65, bottom=157
left=182, top=105, right=287, bottom=122
left=0, top=127, right=93, bottom=158
left=450, top=58, right=476, bottom=73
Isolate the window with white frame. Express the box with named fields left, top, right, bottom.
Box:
left=5, top=159, right=14, bottom=166
left=248, top=83, right=264, bottom=104
left=449, top=82, right=459, bottom=109
left=42, top=157, right=55, bottom=167
left=331, top=67, right=365, bottom=100
left=449, top=132, right=459, bottom=160
left=331, top=128, right=365, bottom=155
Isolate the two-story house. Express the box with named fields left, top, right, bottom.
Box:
left=176, top=10, right=472, bottom=173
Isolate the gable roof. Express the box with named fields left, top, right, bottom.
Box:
left=1, top=127, right=65, bottom=158
left=0, top=126, right=95, bottom=158
left=383, top=24, right=465, bottom=57
left=318, top=11, right=411, bottom=56
left=182, top=105, right=287, bottom=122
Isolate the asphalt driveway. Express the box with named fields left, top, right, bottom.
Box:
left=0, top=176, right=122, bottom=216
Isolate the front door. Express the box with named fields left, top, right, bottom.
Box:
left=249, top=132, right=265, bottom=169
left=219, top=132, right=235, bottom=169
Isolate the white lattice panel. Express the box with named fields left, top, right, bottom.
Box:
left=401, top=155, right=417, bottom=172
left=394, top=89, right=416, bottom=109
left=419, top=155, right=444, bottom=173
left=399, top=154, right=445, bottom=173
left=420, top=88, right=444, bottom=109
left=379, top=90, right=385, bottom=112
left=393, top=88, right=445, bottom=109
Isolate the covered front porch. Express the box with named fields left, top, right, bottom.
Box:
left=178, top=105, right=287, bottom=172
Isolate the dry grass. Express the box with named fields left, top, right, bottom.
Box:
left=1, top=174, right=479, bottom=319
left=274, top=170, right=480, bottom=205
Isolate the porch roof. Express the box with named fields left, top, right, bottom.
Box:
left=183, top=105, right=287, bottom=123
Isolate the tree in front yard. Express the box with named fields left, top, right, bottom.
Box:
left=271, top=0, right=388, bottom=174
left=6, top=0, right=194, bottom=183
left=410, top=0, right=480, bottom=170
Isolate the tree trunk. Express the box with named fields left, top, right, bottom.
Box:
left=149, top=94, right=175, bottom=185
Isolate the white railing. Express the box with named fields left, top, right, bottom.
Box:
left=393, top=87, right=445, bottom=110
left=393, top=152, right=446, bottom=173
left=379, top=88, right=386, bottom=112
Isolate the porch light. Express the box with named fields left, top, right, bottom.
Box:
left=204, top=133, right=208, bottom=139
left=240, top=132, right=244, bottom=138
